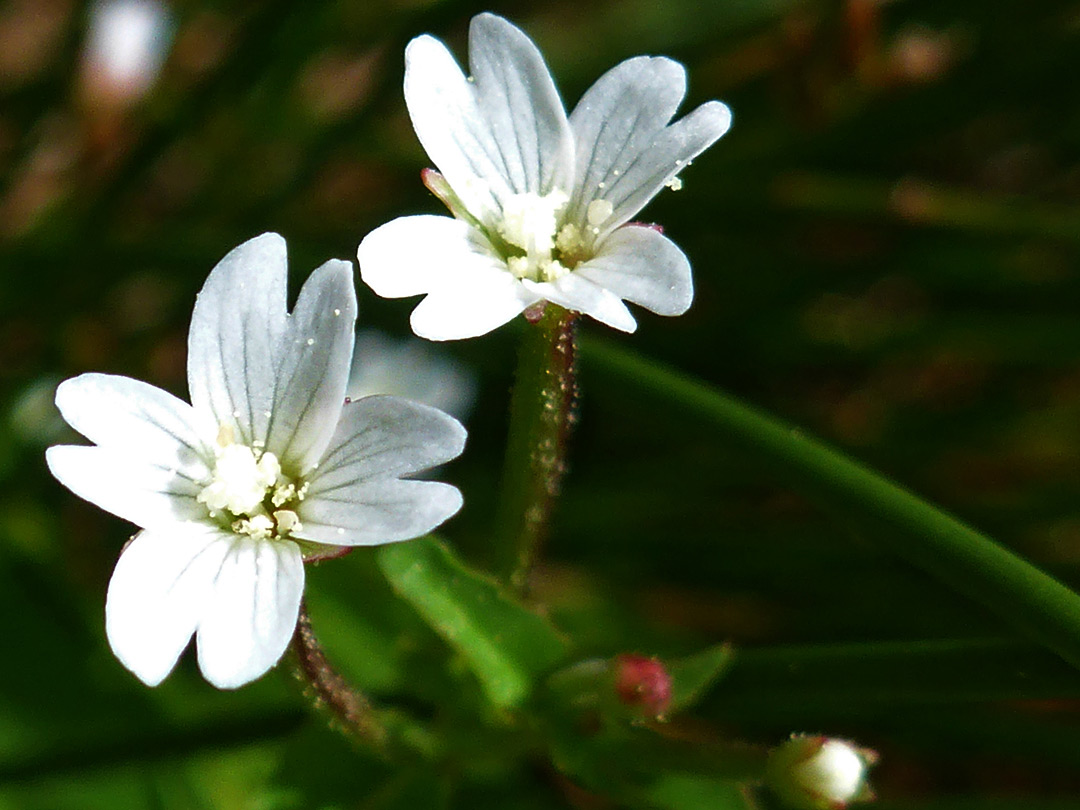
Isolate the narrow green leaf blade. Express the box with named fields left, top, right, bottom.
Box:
left=377, top=537, right=569, bottom=708
left=585, top=340, right=1080, bottom=673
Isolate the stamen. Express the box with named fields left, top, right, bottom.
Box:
left=196, top=427, right=303, bottom=538
left=498, top=190, right=569, bottom=257
left=273, top=509, right=302, bottom=534
left=233, top=514, right=274, bottom=540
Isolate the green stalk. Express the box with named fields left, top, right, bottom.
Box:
left=584, top=339, right=1080, bottom=672
left=494, top=304, right=579, bottom=591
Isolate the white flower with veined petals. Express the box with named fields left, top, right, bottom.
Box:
left=357, top=12, right=732, bottom=341
left=46, top=233, right=466, bottom=689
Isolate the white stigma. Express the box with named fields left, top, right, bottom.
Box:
left=498, top=190, right=573, bottom=282
left=197, top=427, right=308, bottom=540
left=198, top=443, right=281, bottom=516
left=499, top=190, right=568, bottom=255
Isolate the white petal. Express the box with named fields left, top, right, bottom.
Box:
left=309, top=395, right=466, bottom=485
left=358, top=215, right=496, bottom=298
left=46, top=445, right=205, bottom=529
left=567, top=54, right=731, bottom=229
left=359, top=214, right=538, bottom=340
left=567, top=56, right=686, bottom=224
left=466, top=13, right=574, bottom=196
left=295, top=478, right=462, bottom=548
left=188, top=232, right=288, bottom=449
left=295, top=395, right=465, bottom=548
left=195, top=536, right=304, bottom=689
left=106, top=525, right=231, bottom=687
left=522, top=274, right=637, bottom=333
left=576, top=225, right=693, bottom=316
left=603, top=101, right=730, bottom=232
left=404, top=13, right=573, bottom=221
left=54, top=373, right=211, bottom=476
left=263, top=259, right=356, bottom=473
left=188, top=234, right=356, bottom=472
left=410, top=271, right=540, bottom=341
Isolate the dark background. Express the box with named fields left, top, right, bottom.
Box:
left=2, top=0, right=1080, bottom=806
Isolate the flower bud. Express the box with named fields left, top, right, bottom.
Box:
left=613, top=654, right=672, bottom=720
left=765, top=735, right=876, bottom=809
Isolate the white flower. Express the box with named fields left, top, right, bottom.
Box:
left=357, top=12, right=732, bottom=341
left=46, top=233, right=466, bottom=689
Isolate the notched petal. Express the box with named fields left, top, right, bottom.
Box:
left=106, top=526, right=229, bottom=687
left=54, top=373, right=210, bottom=476
left=195, top=536, right=304, bottom=689
left=46, top=444, right=205, bottom=530
left=187, top=232, right=288, bottom=447
left=264, top=258, right=357, bottom=472
left=404, top=13, right=573, bottom=223
left=309, top=395, right=467, bottom=485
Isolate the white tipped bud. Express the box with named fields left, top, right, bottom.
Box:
left=766, top=735, right=876, bottom=809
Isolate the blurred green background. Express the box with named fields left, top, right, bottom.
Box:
left=3, top=0, right=1080, bottom=807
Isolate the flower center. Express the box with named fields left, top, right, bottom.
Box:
left=197, top=425, right=306, bottom=540
left=495, top=191, right=612, bottom=283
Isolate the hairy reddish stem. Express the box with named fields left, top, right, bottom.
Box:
left=494, top=303, right=579, bottom=591
left=290, top=602, right=387, bottom=750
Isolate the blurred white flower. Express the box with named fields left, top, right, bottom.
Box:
left=348, top=330, right=476, bottom=421
left=358, top=12, right=732, bottom=341
left=766, top=735, right=876, bottom=809
left=82, top=0, right=172, bottom=104
left=47, top=233, right=466, bottom=689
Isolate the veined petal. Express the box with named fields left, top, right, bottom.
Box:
left=54, top=373, right=211, bottom=477
left=309, top=395, right=466, bottom=485
left=576, top=225, right=693, bottom=316
left=295, top=478, right=462, bottom=547
left=358, top=215, right=499, bottom=299
left=522, top=274, right=637, bottom=333
left=187, top=233, right=288, bottom=449
left=264, top=259, right=356, bottom=473
left=195, top=536, right=304, bottom=690
left=404, top=13, right=573, bottom=222
left=46, top=445, right=205, bottom=529
left=595, top=100, right=731, bottom=233
left=566, top=56, right=687, bottom=225
left=106, top=525, right=231, bottom=687
left=466, top=13, right=574, bottom=196
left=188, top=234, right=356, bottom=473
left=410, top=271, right=540, bottom=341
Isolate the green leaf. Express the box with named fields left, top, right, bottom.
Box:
left=644, top=773, right=756, bottom=810
left=668, top=643, right=736, bottom=714
left=709, top=638, right=1080, bottom=721
left=584, top=340, right=1080, bottom=674
left=549, top=721, right=766, bottom=808
left=377, top=537, right=570, bottom=708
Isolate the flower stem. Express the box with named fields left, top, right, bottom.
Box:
left=495, top=304, right=579, bottom=591
left=290, top=602, right=388, bottom=751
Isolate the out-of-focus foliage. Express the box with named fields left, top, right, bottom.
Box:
left=4, top=0, right=1080, bottom=807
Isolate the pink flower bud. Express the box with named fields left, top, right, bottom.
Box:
left=613, top=654, right=672, bottom=719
